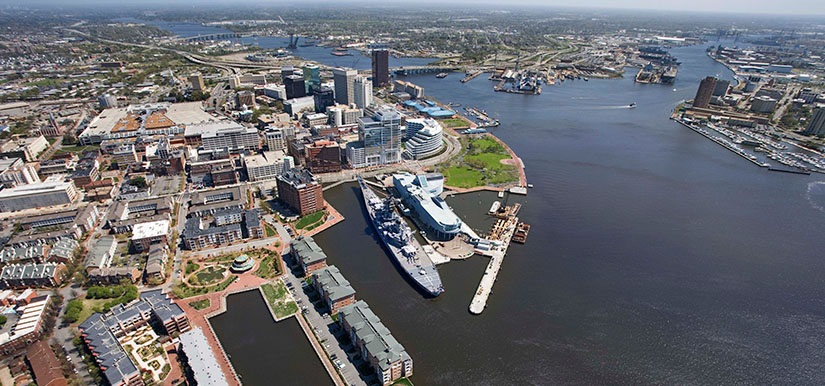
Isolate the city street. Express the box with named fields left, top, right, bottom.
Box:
left=52, top=286, right=96, bottom=385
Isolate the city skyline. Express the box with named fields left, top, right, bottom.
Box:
left=3, top=0, right=825, bottom=16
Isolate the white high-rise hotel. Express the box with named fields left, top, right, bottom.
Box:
left=354, top=76, right=373, bottom=109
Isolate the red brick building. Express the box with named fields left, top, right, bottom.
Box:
left=276, top=168, right=324, bottom=216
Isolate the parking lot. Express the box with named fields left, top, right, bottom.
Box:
left=153, top=174, right=183, bottom=196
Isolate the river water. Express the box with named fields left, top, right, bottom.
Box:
left=119, top=18, right=434, bottom=70
left=197, top=32, right=825, bottom=384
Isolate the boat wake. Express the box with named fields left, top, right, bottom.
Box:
left=586, top=105, right=637, bottom=110
left=805, top=181, right=825, bottom=213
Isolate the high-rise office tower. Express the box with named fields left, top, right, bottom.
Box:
left=371, top=48, right=390, bottom=87
left=284, top=75, right=307, bottom=100
left=281, top=66, right=294, bottom=82
left=302, top=64, right=321, bottom=94
left=333, top=68, right=357, bottom=106
left=352, top=107, right=402, bottom=166
left=805, top=107, right=825, bottom=137
left=313, top=86, right=335, bottom=114
left=189, top=73, right=205, bottom=91
left=693, top=76, right=717, bottom=109
left=354, top=76, right=373, bottom=109
left=712, top=79, right=730, bottom=97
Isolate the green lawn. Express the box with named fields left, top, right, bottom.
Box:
left=255, top=251, right=282, bottom=279
left=261, top=281, right=298, bottom=319
left=24, top=78, right=63, bottom=87
left=185, top=261, right=200, bottom=276
left=204, top=253, right=240, bottom=263
left=440, top=118, right=470, bottom=128
left=172, top=276, right=234, bottom=299
left=188, top=299, right=211, bottom=310
left=441, top=134, right=518, bottom=188
left=294, top=211, right=324, bottom=229
left=468, top=136, right=505, bottom=153
left=75, top=298, right=112, bottom=324
left=464, top=152, right=512, bottom=171
left=264, top=223, right=276, bottom=237
left=190, top=266, right=225, bottom=285
left=392, top=378, right=415, bottom=386
left=56, top=144, right=100, bottom=155
left=444, top=166, right=485, bottom=188
left=489, top=170, right=519, bottom=185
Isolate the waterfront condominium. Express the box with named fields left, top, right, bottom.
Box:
left=804, top=107, right=825, bottom=137
left=339, top=300, right=413, bottom=385
left=312, top=265, right=356, bottom=313
left=347, top=107, right=403, bottom=168
left=371, top=47, right=390, bottom=87
left=291, top=235, right=328, bottom=276
left=693, top=76, right=717, bottom=109
left=333, top=68, right=357, bottom=105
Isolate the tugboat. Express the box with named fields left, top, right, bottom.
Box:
left=512, top=222, right=531, bottom=244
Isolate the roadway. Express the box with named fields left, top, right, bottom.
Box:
left=280, top=238, right=372, bottom=386
left=313, top=129, right=462, bottom=184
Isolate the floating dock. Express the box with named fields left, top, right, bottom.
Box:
left=469, top=217, right=518, bottom=315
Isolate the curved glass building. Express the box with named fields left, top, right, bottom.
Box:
left=403, top=118, right=444, bottom=160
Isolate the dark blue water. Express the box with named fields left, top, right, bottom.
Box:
left=209, top=290, right=332, bottom=386
left=314, top=40, right=825, bottom=385
left=210, top=36, right=825, bottom=385
left=119, top=18, right=434, bottom=70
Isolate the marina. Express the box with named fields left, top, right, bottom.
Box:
left=674, top=116, right=825, bottom=174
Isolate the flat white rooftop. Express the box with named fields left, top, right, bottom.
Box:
left=165, top=102, right=217, bottom=126
left=178, top=327, right=228, bottom=386
left=81, top=107, right=128, bottom=138
left=183, top=120, right=248, bottom=138
left=132, top=219, right=170, bottom=240
left=0, top=181, right=73, bottom=199
left=244, top=150, right=285, bottom=168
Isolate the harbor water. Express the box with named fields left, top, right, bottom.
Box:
left=206, top=34, right=825, bottom=384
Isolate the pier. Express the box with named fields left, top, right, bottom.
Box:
left=461, top=70, right=484, bottom=83
left=469, top=216, right=518, bottom=315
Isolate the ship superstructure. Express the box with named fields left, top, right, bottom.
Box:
left=358, top=176, right=444, bottom=296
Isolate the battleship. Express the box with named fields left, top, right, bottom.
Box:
left=358, top=176, right=444, bottom=296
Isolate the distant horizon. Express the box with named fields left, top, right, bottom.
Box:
left=2, top=0, right=825, bottom=17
